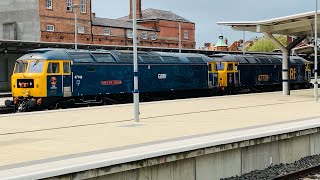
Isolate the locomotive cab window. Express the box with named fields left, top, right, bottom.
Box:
left=216, top=63, right=225, bottom=70
left=227, top=63, right=234, bottom=71
left=28, top=61, right=44, bottom=73
left=63, top=62, right=71, bottom=74
left=47, top=62, right=60, bottom=74
left=14, top=61, right=28, bottom=73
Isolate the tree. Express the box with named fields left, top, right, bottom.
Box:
left=248, top=36, right=288, bottom=52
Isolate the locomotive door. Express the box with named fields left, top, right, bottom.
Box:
left=227, top=63, right=239, bottom=87
left=208, top=62, right=218, bottom=88
left=62, top=61, right=72, bottom=97
left=47, top=61, right=63, bottom=97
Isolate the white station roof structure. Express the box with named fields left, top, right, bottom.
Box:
left=218, top=11, right=320, bottom=37
left=218, top=11, right=320, bottom=96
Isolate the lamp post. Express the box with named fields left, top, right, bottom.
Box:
left=72, top=4, right=80, bottom=50
left=315, top=0, right=318, bottom=101
left=243, top=31, right=246, bottom=55
left=177, top=18, right=183, bottom=53
left=179, top=21, right=181, bottom=53
left=132, top=0, right=139, bottom=122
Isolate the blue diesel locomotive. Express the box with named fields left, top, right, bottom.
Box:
left=8, top=48, right=218, bottom=111
left=212, top=54, right=311, bottom=93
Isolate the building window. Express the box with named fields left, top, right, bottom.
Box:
left=3, top=22, right=17, bottom=40
left=127, top=30, right=133, bottom=39
left=81, top=0, right=86, bottom=13
left=46, top=25, right=54, bottom=32
left=141, top=32, right=148, bottom=40
left=150, top=33, right=156, bottom=40
left=184, top=31, right=189, bottom=40
left=78, top=26, right=85, bottom=34
left=66, top=0, right=72, bottom=12
left=104, top=28, right=111, bottom=36
left=46, top=0, right=52, bottom=9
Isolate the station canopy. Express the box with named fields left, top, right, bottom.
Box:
left=218, top=11, right=320, bottom=96
left=217, top=11, right=320, bottom=37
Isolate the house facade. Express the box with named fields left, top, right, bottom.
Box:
left=0, top=0, right=196, bottom=49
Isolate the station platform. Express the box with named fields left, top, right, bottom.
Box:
left=1, top=89, right=320, bottom=179
left=0, top=97, right=10, bottom=106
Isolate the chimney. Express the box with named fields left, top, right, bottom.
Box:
left=91, top=13, right=96, bottom=18
left=287, top=35, right=293, bottom=45
left=129, top=0, right=142, bottom=19
left=204, top=43, right=211, bottom=47
left=224, top=38, right=228, bottom=45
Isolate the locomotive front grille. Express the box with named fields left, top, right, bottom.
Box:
left=17, top=79, right=34, bottom=88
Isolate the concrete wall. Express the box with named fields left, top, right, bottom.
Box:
left=0, top=54, right=21, bottom=91
left=51, top=128, right=320, bottom=180
left=0, top=0, right=40, bottom=41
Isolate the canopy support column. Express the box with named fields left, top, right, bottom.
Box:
left=264, top=33, right=306, bottom=95
left=264, top=33, right=289, bottom=95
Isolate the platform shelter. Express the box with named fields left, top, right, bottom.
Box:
left=218, top=11, right=320, bottom=96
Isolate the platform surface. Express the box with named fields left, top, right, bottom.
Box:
left=1, top=89, right=320, bottom=175
left=0, top=97, right=10, bottom=105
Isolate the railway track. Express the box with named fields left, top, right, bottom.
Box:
left=274, top=165, right=320, bottom=180
left=0, top=93, right=11, bottom=98
left=222, top=155, right=320, bottom=180
left=0, top=106, right=14, bottom=114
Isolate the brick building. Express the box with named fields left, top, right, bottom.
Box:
left=0, top=0, right=196, bottom=49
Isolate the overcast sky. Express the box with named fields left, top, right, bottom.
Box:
left=92, top=0, right=315, bottom=48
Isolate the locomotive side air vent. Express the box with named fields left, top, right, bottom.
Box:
left=269, top=57, right=282, bottom=64
left=234, top=56, right=249, bottom=63
left=257, top=57, right=272, bottom=64
left=92, top=53, right=116, bottom=63
left=244, top=57, right=258, bottom=64
left=162, top=56, right=181, bottom=63
left=68, top=52, right=95, bottom=63
left=118, top=54, right=133, bottom=63
left=139, top=54, right=163, bottom=63
left=187, top=57, right=205, bottom=63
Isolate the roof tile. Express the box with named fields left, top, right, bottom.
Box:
left=92, top=17, right=156, bottom=31
left=118, top=8, right=192, bottom=23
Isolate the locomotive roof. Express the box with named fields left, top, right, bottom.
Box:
left=17, top=48, right=210, bottom=64
left=210, top=54, right=309, bottom=65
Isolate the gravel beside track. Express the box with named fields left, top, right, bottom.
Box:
left=222, top=155, right=320, bottom=180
